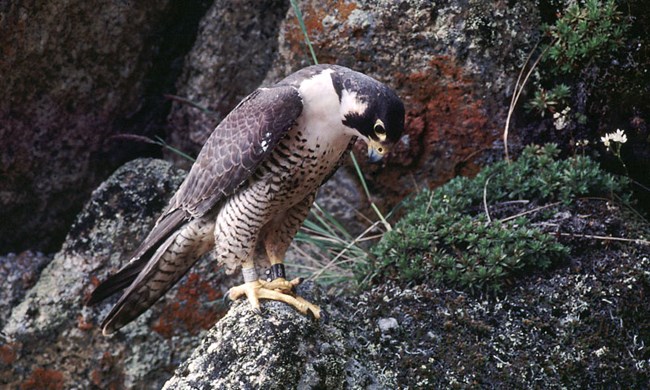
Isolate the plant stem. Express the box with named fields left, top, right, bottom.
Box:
left=504, top=39, right=555, bottom=161
left=350, top=152, right=392, bottom=231
left=290, top=0, right=319, bottom=65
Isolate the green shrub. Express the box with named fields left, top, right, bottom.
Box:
left=361, top=144, right=627, bottom=292
left=542, top=0, right=627, bottom=76
left=524, top=0, right=629, bottom=119
left=525, top=84, right=571, bottom=116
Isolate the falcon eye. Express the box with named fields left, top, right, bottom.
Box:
left=373, top=119, right=386, bottom=141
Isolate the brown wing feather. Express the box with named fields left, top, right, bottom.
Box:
left=168, top=85, right=303, bottom=217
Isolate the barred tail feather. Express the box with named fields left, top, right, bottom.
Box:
left=97, top=214, right=216, bottom=335
left=86, top=209, right=187, bottom=306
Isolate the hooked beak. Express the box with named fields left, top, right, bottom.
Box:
left=367, top=140, right=389, bottom=163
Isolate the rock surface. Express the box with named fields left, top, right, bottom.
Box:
left=163, top=283, right=387, bottom=389
left=0, top=159, right=231, bottom=389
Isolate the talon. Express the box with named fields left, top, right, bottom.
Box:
left=293, top=296, right=321, bottom=319
left=291, top=277, right=304, bottom=292
left=320, top=309, right=329, bottom=324
left=228, top=280, right=322, bottom=320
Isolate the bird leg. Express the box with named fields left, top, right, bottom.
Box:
left=227, top=197, right=322, bottom=319
left=258, top=236, right=304, bottom=292
left=227, top=248, right=322, bottom=319
left=260, top=263, right=302, bottom=292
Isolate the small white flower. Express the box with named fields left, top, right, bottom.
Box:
left=601, top=129, right=627, bottom=150
left=553, top=106, right=571, bottom=130
left=600, top=134, right=611, bottom=148
left=611, top=128, right=627, bottom=144
left=554, top=115, right=567, bottom=130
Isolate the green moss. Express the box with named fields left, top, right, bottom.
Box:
left=361, top=144, right=628, bottom=292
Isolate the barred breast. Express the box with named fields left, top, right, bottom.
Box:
left=213, top=124, right=353, bottom=273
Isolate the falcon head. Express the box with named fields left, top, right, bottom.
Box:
left=333, top=68, right=405, bottom=163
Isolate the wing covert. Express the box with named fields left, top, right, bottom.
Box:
left=169, top=85, right=303, bottom=216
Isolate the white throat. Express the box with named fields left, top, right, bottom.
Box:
left=297, top=70, right=359, bottom=142
left=339, top=89, right=368, bottom=119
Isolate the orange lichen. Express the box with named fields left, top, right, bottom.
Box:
left=285, top=0, right=357, bottom=61
left=83, top=275, right=102, bottom=303
left=393, top=56, right=493, bottom=180
left=76, top=314, right=94, bottom=331
left=151, top=272, right=225, bottom=339
left=0, top=344, right=16, bottom=365
left=352, top=56, right=498, bottom=213
left=90, top=351, right=123, bottom=390
left=90, top=275, right=101, bottom=287
left=20, top=368, right=64, bottom=390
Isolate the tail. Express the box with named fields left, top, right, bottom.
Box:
left=86, top=209, right=187, bottom=305
left=86, top=210, right=215, bottom=335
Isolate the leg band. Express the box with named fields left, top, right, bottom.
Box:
left=242, top=267, right=258, bottom=283
left=264, top=263, right=286, bottom=281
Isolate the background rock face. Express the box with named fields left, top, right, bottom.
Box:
left=166, top=0, right=290, bottom=167
left=3, top=0, right=649, bottom=261
left=0, top=0, right=210, bottom=253
left=168, top=0, right=541, bottom=216
left=267, top=0, right=539, bottom=196
left=1, top=0, right=542, bottom=254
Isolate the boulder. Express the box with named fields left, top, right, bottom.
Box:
left=163, top=283, right=388, bottom=390
left=265, top=0, right=541, bottom=228
left=0, top=159, right=230, bottom=389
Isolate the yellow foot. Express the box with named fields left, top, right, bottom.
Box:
left=228, top=280, right=321, bottom=319
left=259, top=277, right=303, bottom=293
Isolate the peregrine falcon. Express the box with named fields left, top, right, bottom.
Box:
left=87, top=64, right=405, bottom=335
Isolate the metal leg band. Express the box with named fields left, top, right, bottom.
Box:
left=264, top=263, right=286, bottom=281
left=242, top=267, right=258, bottom=283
